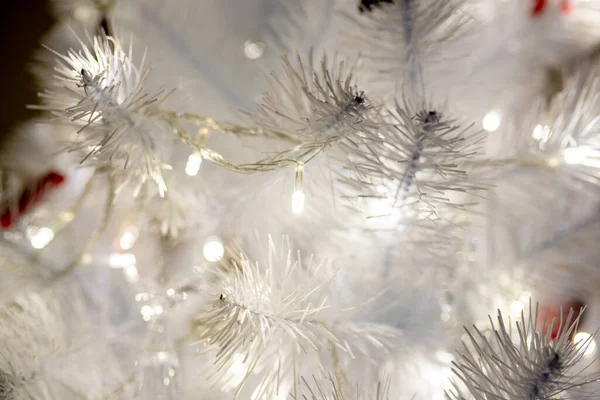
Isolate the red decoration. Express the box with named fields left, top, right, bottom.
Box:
left=0, top=171, right=66, bottom=229
left=537, top=299, right=585, bottom=341
left=560, top=0, right=573, bottom=14
left=532, top=0, right=548, bottom=16
left=531, top=0, right=573, bottom=17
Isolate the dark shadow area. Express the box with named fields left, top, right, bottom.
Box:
left=0, top=0, right=54, bottom=139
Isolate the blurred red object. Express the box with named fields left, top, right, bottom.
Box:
left=532, top=0, right=548, bottom=16
left=538, top=299, right=586, bottom=341
left=0, top=171, right=65, bottom=229
left=560, top=0, right=573, bottom=14
left=531, top=0, right=573, bottom=17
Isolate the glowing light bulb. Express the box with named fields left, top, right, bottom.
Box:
left=369, top=197, right=393, bottom=217
left=482, top=110, right=501, bottom=132
left=203, top=236, right=224, bottom=262
left=532, top=124, right=550, bottom=141
left=511, top=300, right=524, bottom=314
left=28, top=227, right=54, bottom=249
left=59, top=211, right=75, bottom=222
left=72, top=5, right=95, bottom=22
left=574, top=332, right=596, bottom=357
left=291, top=190, right=305, bottom=215
left=109, top=252, right=137, bottom=268
left=244, top=40, right=265, bottom=60
left=435, top=349, right=454, bottom=364
left=124, top=265, right=140, bottom=283
left=119, top=226, right=139, bottom=250
left=563, top=146, right=592, bottom=164
left=185, top=153, right=203, bottom=176
left=140, top=303, right=164, bottom=322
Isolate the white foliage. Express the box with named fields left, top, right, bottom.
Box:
left=0, top=247, right=44, bottom=306
left=451, top=301, right=597, bottom=399
left=190, top=236, right=336, bottom=399
left=245, top=50, right=380, bottom=155
left=13, top=0, right=600, bottom=399
left=0, top=292, right=68, bottom=400
left=475, top=0, right=600, bottom=68
left=39, top=34, right=174, bottom=196
left=246, top=51, right=485, bottom=220
left=338, top=98, right=486, bottom=218
left=494, top=54, right=600, bottom=188
left=138, top=178, right=208, bottom=240
left=293, top=375, right=390, bottom=400
left=344, top=0, right=472, bottom=93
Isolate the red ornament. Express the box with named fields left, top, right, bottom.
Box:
left=532, top=0, right=548, bottom=16
left=531, top=0, right=573, bottom=17
left=0, top=171, right=66, bottom=229
left=560, top=0, right=573, bottom=14
left=537, top=299, right=585, bottom=341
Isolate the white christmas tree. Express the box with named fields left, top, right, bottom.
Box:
left=2, top=0, right=600, bottom=399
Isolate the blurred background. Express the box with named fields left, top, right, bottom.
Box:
left=1, top=0, right=53, bottom=140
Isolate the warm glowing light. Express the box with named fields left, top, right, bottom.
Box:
left=563, top=146, right=598, bottom=165
left=109, top=252, right=137, bottom=268
left=435, top=349, right=454, bottom=364
left=203, top=236, right=224, bottom=262
left=59, top=211, right=75, bottom=222
left=244, top=40, right=265, bottom=60
left=72, top=5, right=95, bottom=22
left=511, top=300, right=524, bottom=314
left=532, top=124, right=550, bottom=141
left=185, top=153, right=203, bottom=176
left=28, top=227, right=54, bottom=249
left=574, top=332, right=596, bottom=357
left=369, top=197, right=395, bottom=217
left=140, top=303, right=164, bottom=322
left=119, top=226, right=139, bottom=250
left=123, top=265, right=140, bottom=283
left=482, top=111, right=501, bottom=132
left=291, top=190, right=305, bottom=215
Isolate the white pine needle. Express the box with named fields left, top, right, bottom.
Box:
left=0, top=292, right=68, bottom=400
left=495, top=54, right=600, bottom=187
left=344, top=0, right=471, bottom=91
left=245, top=50, right=382, bottom=162
left=451, top=300, right=598, bottom=400
left=38, top=34, right=174, bottom=196
left=0, top=246, right=44, bottom=306
left=293, top=375, right=390, bottom=400
left=190, top=236, right=337, bottom=399
left=338, top=97, right=486, bottom=219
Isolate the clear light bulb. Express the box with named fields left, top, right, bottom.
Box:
left=292, top=190, right=305, bottom=214
left=244, top=40, right=265, bottom=60
left=482, top=110, right=501, bottom=132
left=185, top=153, right=203, bottom=176
left=119, top=226, right=139, bottom=250
left=203, top=236, right=224, bottom=262
left=532, top=124, right=551, bottom=141
left=27, top=227, right=54, bottom=249
left=109, top=253, right=137, bottom=268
